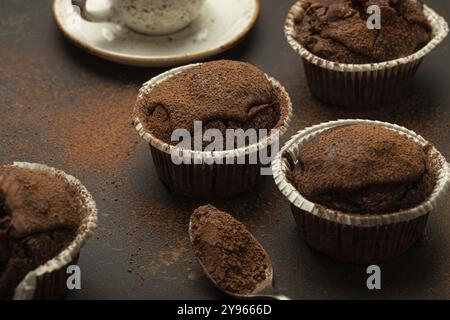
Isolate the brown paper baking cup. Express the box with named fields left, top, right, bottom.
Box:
left=272, top=120, right=450, bottom=264
left=285, top=1, right=449, bottom=108
left=133, top=63, right=293, bottom=199
left=10, top=162, right=98, bottom=300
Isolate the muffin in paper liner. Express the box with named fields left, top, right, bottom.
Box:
left=285, top=1, right=449, bottom=109
left=4, top=162, right=98, bottom=300
left=272, top=119, right=450, bottom=264
left=133, top=63, right=293, bottom=199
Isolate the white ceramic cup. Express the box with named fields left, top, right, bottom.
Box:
left=72, top=0, right=206, bottom=36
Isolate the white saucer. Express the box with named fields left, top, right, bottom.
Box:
left=52, top=0, right=260, bottom=67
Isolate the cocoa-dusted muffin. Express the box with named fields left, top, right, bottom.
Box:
left=133, top=61, right=292, bottom=199
left=0, top=166, right=83, bottom=299
left=288, top=124, right=436, bottom=214
left=293, top=0, right=432, bottom=64
left=134, top=60, right=289, bottom=148
left=275, top=120, right=448, bottom=263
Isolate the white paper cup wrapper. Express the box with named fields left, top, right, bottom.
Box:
left=272, top=119, right=450, bottom=263
left=6, top=162, right=98, bottom=300
left=133, top=63, right=293, bottom=199
left=285, top=1, right=449, bottom=108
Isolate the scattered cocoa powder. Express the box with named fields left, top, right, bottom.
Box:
left=45, top=86, right=140, bottom=175
left=190, top=205, right=271, bottom=296
left=123, top=202, right=193, bottom=284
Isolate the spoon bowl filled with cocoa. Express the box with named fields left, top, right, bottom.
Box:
left=189, top=205, right=290, bottom=300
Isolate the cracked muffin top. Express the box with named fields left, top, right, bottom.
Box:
left=135, top=60, right=289, bottom=149
left=0, top=166, right=82, bottom=299
left=287, top=124, right=436, bottom=214
left=293, top=0, right=432, bottom=64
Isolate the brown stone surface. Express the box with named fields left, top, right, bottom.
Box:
left=0, top=0, right=448, bottom=299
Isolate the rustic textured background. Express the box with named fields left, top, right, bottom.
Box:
left=0, top=0, right=449, bottom=299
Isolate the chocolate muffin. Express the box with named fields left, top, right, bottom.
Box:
left=0, top=166, right=82, bottom=299
left=293, top=0, right=432, bottom=64
left=135, top=60, right=289, bottom=149
left=133, top=61, right=293, bottom=199
left=288, top=124, right=436, bottom=214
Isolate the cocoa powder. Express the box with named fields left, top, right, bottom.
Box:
left=135, top=60, right=287, bottom=147
left=190, top=205, right=270, bottom=296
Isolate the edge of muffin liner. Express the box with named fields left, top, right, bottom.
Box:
left=284, top=1, right=449, bottom=73
left=11, top=162, right=98, bottom=300
left=133, top=63, right=294, bottom=165
left=272, top=119, right=450, bottom=228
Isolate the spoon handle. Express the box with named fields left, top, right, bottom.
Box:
left=275, top=294, right=291, bottom=300
left=250, top=293, right=291, bottom=300
left=252, top=287, right=291, bottom=300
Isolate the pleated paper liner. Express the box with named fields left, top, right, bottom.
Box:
left=10, top=162, right=98, bottom=300
left=133, top=63, right=293, bottom=199
left=285, top=1, right=449, bottom=109
left=272, top=119, right=450, bottom=263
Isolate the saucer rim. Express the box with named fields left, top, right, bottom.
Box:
left=52, top=0, right=260, bottom=67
